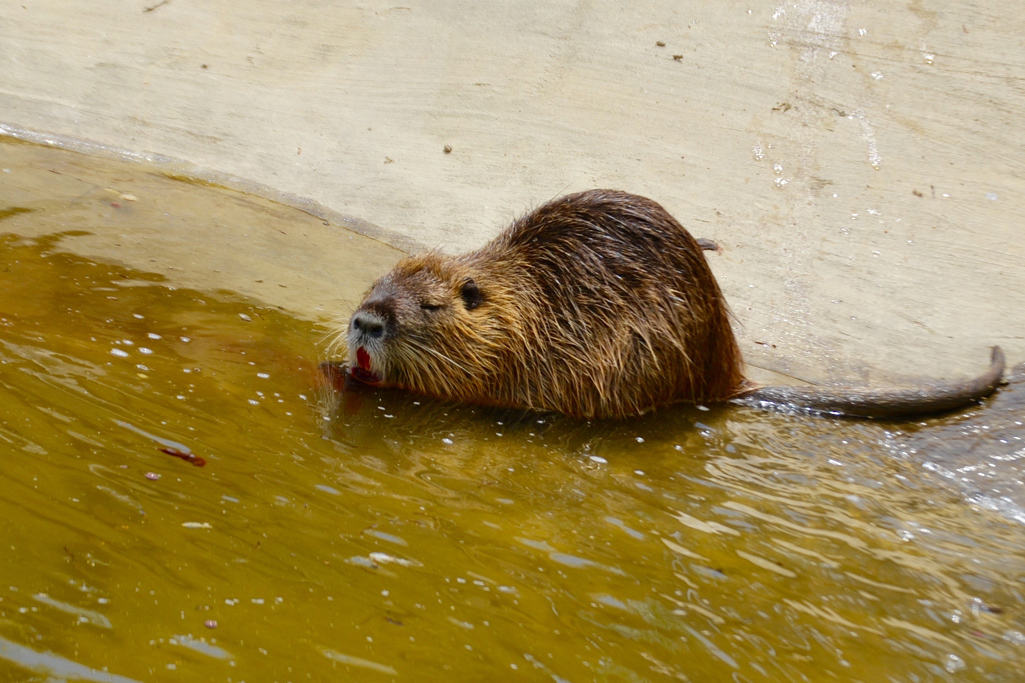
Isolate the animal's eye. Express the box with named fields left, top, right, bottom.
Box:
left=460, top=278, right=483, bottom=311
left=420, top=302, right=444, bottom=312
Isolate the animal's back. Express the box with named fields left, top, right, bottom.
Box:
left=467, top=190, right=745, bottom=418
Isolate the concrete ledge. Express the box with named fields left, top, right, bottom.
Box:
left=2, top=0, right=1022, bottom=384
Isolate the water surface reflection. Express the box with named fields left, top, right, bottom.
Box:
left=0, top=216, right=1022, bottom=681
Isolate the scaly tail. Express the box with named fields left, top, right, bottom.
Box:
left=738, top=347, right=1005, bottom=419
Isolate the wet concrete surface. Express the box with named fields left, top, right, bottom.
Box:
left=1, top=0, right=1022, bottom=395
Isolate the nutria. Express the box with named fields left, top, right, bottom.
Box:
left=335, top=190, right=1005, bottom=420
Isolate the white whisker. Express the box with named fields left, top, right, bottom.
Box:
left=404, top=336, right=473, bottom=375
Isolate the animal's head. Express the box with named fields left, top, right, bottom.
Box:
left=343, top=253, right=509, bottom=400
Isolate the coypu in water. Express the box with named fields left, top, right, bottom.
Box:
left=335, top=190, right=1005, bottom=420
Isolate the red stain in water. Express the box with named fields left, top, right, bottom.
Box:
left=160, top=447, right=206, bottom=467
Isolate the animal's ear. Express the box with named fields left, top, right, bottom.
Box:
left=460, top=278, right=483, bottom=310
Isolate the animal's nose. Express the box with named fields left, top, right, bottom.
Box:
left=351, top=311, right=385, bottom=339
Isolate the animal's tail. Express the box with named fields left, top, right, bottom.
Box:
left=737, top=346, right=1006, bottom=419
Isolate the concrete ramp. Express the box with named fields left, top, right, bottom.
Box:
left=2, top=0, right=1022, bottom=385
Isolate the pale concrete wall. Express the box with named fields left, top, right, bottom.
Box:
left=2, top=0, right=1022, bottom=383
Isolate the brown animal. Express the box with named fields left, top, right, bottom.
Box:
left=337, top=190, right=1005, bottom=420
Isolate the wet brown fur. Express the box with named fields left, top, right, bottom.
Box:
left=344, top=190, right=743, bottom=419
left=342, top=190, right=1005, bottom=420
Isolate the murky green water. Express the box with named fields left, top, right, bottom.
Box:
left=1, top=143, right=1023, bottom=682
